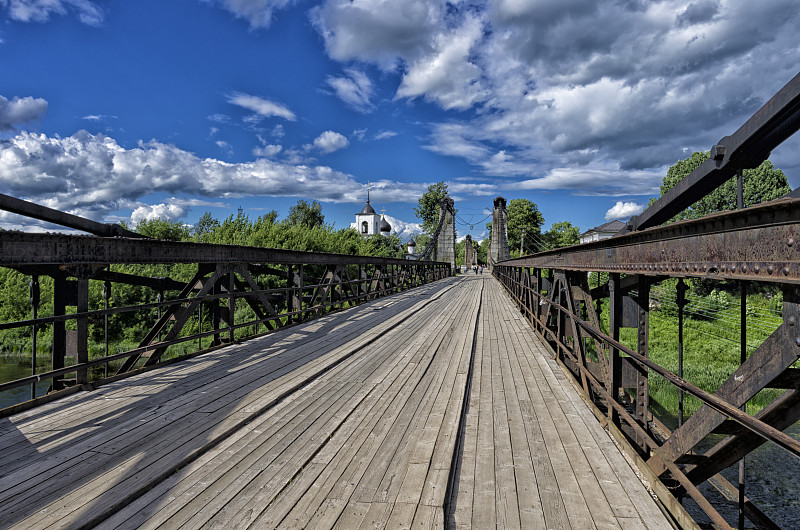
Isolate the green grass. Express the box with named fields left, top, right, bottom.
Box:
left=599, top=292, right=785, bottom=425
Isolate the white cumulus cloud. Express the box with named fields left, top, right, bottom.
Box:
left=395, top=15, right=487, bottom=110
left=605, top=201, right=645, bottom=221
left=130, top=202, right=188, bottom=225
left=375, top=130, right=398, bottom=140
left=326, top=69, right=375, bottom=113
left=205, top=0, right=292, bottom=29
left=227, top=92, right=296, bottom=121
left=0, top=130, right=472, bottom=229
left=0, top=94, right=48, bottom=131
left=313, top=130, right=349, bottom=153
left=1, top=0, right=103, bottom=25
left=312, top=0, right=800, bottom=193
left=253, top=143, right=282, bottom=158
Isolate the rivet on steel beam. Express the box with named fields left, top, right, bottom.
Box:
left=788, top=316, right=796, bottom=326
left=702, top=264, right=707, bottom=272
left=768, top=264, right=774, bottom=274
left=784, top=266, right=791, bottom=276
left=795, top=337, right=800, bottom=347
left=789, top=238, right=795, bottom=247
left=693, top=264, right=698, bottom=271
left=754, top=264, right=760, bottom=274
left=742, top=264, right=748, bottom=273
left=730, top=264, right=736, bottom=272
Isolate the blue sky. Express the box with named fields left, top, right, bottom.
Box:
left=1, top=0, right=799, bottom=245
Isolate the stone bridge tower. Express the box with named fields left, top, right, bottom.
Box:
left=464, top=234, right=473, bottom=270
left=434, top=197, right=456, bottom=273
left=489, top=196, right=510, bottom=270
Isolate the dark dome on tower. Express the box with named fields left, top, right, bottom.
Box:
left=380, top=215, right=391, bottom=233
left=360, top=202, right=376, bottom=215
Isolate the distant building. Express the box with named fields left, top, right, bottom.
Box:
left=356, top=200, right=380, bottom=236
left=355, top=185, right=392, bottom=237
left=579, top=220, right=626, bottom=244
left=405, top=237, right=420, bottom=260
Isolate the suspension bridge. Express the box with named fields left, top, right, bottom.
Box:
left=0, top=72, right=800, bottom=528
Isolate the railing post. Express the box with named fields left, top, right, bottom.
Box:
left=76, top=274, right=89, bottom=386
left=52, top=272, right=68, bottom=391
left=636, top=276, right=650, bottom=451
left=288, top=264, right=303, bottom=324
left=228, top=270, right=235, bottom=344
left=609, top=273, right=622, bottom=426
left=534, top=268, right=542, bottom=332
left=104, top=280, right=111, bottom=378
left=29, top=276, right=39, bottom=399
left=211, top=272, right=221, bottom=346
left=739, top=278, right=748, bottom=530
left=677, top=279, right=686, bottom=427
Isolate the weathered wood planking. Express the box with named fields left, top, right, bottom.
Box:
left=0, top=275, right=671, bottom=529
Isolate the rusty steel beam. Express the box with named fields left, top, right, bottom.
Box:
left=0, top=231, right=441, bottom=268
left=0, top=192, right=146, bottom=239
left=629, top=71, right=800, bottom=231
left=500, top=196, right=800, bottom=284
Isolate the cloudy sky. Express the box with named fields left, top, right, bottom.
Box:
left=1, top=0, right=799, bottom=243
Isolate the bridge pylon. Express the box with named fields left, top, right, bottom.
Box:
left=489, top=196, right=510, bottom=270
left=464, top=234, right=473, bottom=270
left=434, top=197, right=456, bottom=274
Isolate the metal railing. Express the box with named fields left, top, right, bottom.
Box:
left=0, top=230, right=450, bottom=414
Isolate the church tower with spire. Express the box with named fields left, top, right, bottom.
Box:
left=355, top=182, right=386, bottom=236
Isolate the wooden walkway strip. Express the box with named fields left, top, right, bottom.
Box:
left=0, top=275, right=673, bottom=529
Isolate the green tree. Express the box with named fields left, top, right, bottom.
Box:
left=286, top=199, right=324, bottom=229
left=479, top=237, right=490, bottom=264
left=194, top=212, right=220, bottom=239
left=135, top=218, right=191, bottom=241
left=506, top=198, right=544, bottom=255
left=542, top=221, right=580, bottom=250
left=413, top=182, right=451, bottom=236
left=655, top=152, right=791, bottom=221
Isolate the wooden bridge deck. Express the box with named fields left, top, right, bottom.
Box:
left=0, top=275, right=672, bottom=529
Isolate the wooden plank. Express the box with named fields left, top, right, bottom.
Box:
left=203, top=314, right=438, bottom=528
left=490, top=289, right=522, bottom=530
left=332, top=501, right=371, bottom=529
left=498, top=318, right=547, bottom=529
left=356, top=501, right=393, bottom=530
left=0, top=276, right=677, bottom=530
left=496, top=276, right=672, bottom=530
left=182, top=288, right=458, bottom=529
left=471, top=284, right=496, bottom=529
left=491, top=285, right=571, bottom=530
left=522, top=329, right=672, bottom=529
left=0, top=276, right=460, bottom=524
left=451, top=279, right=485, bottom=528
left=275, top=286, right=468, bottom=528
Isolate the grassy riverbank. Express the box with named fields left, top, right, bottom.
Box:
left=591, top=278, right=786, bottom=425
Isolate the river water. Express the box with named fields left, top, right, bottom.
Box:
left=0, top=362, right=50, bottom=409
left=684, top=422, right=800, bottom=528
